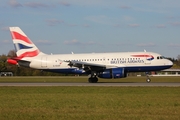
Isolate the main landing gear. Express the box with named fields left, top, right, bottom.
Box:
left=88, top=72, right=98, bottom=83
left=88, top=77, right=98, bottom=83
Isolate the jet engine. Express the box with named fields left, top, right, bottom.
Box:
left=98, top=68, right=127, bottom=79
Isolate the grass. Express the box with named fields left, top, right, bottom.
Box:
left=0, top=86, right=180, bottom=120
left=0, top=76, right=180, bottom=120
left=0, top=76, right=180, bottom=83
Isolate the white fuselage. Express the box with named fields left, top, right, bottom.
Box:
left=22, top=51, right=172, bottom=73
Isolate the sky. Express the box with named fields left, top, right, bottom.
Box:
left=0, top=0, right=180, bottom=58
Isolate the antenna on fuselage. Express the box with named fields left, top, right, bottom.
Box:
left=71, top=52, right=74, bottom=54
left=144, top=49, right=146, bottom=52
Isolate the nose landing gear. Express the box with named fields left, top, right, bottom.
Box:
left=146, top=72, right=151, bottom=83
left=146, top=77, right=151, bottom=83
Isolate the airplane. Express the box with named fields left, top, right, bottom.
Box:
left=7, top=27, right=173, bottom=83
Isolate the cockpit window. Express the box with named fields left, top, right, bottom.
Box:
left=157, top=56, right=165, bottom=59
left=162, top=56, right=166, bottom=59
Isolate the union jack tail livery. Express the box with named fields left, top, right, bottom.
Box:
left=10, top=27, right=41, bottom=58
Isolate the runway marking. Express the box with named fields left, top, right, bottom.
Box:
left=0, top=83, right=180, bottom=87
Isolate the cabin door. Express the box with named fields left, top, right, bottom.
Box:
left=41, top=56, right=47, bottom=67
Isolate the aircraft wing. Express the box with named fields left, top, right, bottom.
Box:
left=68, top=61, right=106, bottom=72
left=67, top=61, right=123, bottom=73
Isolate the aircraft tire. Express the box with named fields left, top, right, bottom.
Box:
left=93, top=77, right=98, bottom=83
left=88, top=78, right=92, bottom=83
left=146, top=78, right=151, bottom=83
left=88, top=77, right=98, bottom=83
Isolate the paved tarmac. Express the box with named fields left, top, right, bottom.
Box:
left=0, top=82, right=180, bottom=87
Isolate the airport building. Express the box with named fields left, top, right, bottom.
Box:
left=151, top=69, right=180, bottom=76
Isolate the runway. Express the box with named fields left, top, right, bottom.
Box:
left=0, top=82, right=180, bottom=87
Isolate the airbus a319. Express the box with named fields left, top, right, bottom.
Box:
left=7, top=27, right=173, bottom=83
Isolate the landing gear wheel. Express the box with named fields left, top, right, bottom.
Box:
left=88, top=78, right=92, bottom=83
left=93, top=77, right=98, bottom=83
left=146, top=78, right=151, bottom=83
left=88, top=77, right=98, bottom=83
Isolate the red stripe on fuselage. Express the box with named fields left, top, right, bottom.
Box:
left=11, top=31, right=32, bottom=44
left=131, top=55, right=153, bottom=58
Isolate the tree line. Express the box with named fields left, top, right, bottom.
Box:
left=0, top=50, right=66, bottom=76
left=0, top=50, right=180, bottom=76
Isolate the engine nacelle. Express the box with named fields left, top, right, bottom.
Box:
left=98, top=68, right=127, bottom=79
left=71, top=69, right=86, bottom=74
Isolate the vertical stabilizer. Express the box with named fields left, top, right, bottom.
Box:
left=9, top=27, right=43, bottom=58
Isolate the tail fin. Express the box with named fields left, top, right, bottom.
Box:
left=9, top=27, right=42, bottom=58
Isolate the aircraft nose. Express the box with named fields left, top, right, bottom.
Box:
left=167, top=60, right=173, bottom=66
